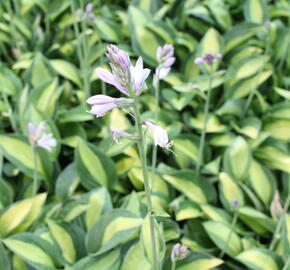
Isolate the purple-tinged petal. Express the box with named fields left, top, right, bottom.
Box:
left=96, top=68, right=129, bottom=96
left=215, top=53, right=222, bottom=59
left=194, top=57, right=204, bottom=64
left=158, top=67, right=170, bottom=80
left=85, top=3, right=93, bottom=13
left=86, top=94, right=116, bottom=105
left=35, top=122, right=45, bottom=138
left=163, top=57, right=175, bottom=68
left=89, top=103, right=117, bottom=117
left=28, top=122, right=36, bottom=136
left=37, top=133, right=57, bottom=152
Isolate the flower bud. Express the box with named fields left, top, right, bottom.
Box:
left=171, top=243, right=189, bottom=262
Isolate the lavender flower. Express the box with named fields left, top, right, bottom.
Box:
left=231, top=198, right=240, bottom=209
left=171, top=243, right=189, bottom=262
left=86, top=94, right=133, bottom=117
left=142, top=120, right=172, bottom=149
left=155, top=44, right=175, bottom=84
left=96, top=45, right=150, bottom=97
left=194, top=52, right=222, bottom=65
left=75, top=3, right=95, bottom=22
left=85, top=3, right=93, bottom=13
left=96, top=68, right=129, bottom=96
left=28, top=122, right=56, bottom=152
left=111, top=128, right=138, bottom=143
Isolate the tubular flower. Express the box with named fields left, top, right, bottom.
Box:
left=130, top=57, right=151, bottom=95
left=96, top=45, right=150, bottom=96
left=86, top=94, right=133, bottom=117
left=142, top=120, right=172, bottom=149
left=28, top=122, right=56, bottom=152
left=111, top=128, right=138, bottom=143
left=171, top=243, right=189, bottom=262
left=194, top=52, right=222, bottom=65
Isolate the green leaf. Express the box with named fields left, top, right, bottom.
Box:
left=0, top=135, right=45, bottom=179
left=3, top=233, right=61, bottom=270
left=55, top=163, right=79, bottom=202
left=223, top=136, right=252, bottom=180
left=140, top=214, right=165, bottom=266
left=85, top=188, right=113, bottom=230
left=73, top=249, right=121, bottom=270
left=264, top=118, right=290, bottom=141
left=177, top=252, right=223, bottom=270
left=86, top=209, right=142, bottom=255
left=238, top=206, right=275, bottom=234
left=128, top=6, right=159, bottom=66
left=120, top=242, right=151, bottom=270
left=47, top=220, right=76, bottom=264
left=248, top=160, right=276, bottom=206
left=0, top=242, right=10, bottom=270
left=244, top=0, right=268, bottom=24
left=0, top=193, right=46, bottom=236
left=236, top=248, right=281, bottom=270
left=75, top=139, right=117, bottom=190
left=203, top=221, right=242, bottom=257
left=95, top=18, right=122, bottom=43
left=50, top=59, right=82, bottom=87
left=219, top=172, right=244, bottom=211
left=163, top=170, right=216, bottom=204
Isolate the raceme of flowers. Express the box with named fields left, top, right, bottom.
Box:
left=86, top=44, right=173, bottom=149
left=194, top=52, right=222, bottom=65
left=28, top=122, right=57, bottom=152
left=154, top=44, right=175, bottom=86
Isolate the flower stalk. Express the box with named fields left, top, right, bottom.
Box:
left=196, top=67, right=213, bottom=173
left=133, top=99, right=158, bottom=270
left=219, top=199, right=240, bottom=258
left=31, top=144, right=38, bottom=196
left=269, top=192, right=290, bottom=251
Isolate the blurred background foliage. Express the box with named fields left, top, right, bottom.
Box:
left=0, top=0, right=290, bottom=269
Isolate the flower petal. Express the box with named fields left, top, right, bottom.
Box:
left=86, top=94, right=116, bottom=105
left=89, top=103, right=117, bottom=117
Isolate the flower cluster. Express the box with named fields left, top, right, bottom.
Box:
left=154, top=44, right=175, bottom=86
left=194, top=52, right=222, bottom=65
left=87, top=44, right=173, bottom=150
left=28, top=122, right=56, bottom=152
left=171, top=243, right=189, bottom=262
left=76, top=2, right=95, bottom=22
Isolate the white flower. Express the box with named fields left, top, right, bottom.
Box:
left=28, top=122, right=56, bottom=152
left=130, top=57, right=151, bottom=95
left=142, top=120, right=172, bottom=149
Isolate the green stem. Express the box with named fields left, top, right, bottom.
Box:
left=80, top=15, right=91, bottom=99
left=1, top=89, right=18, bottom=132
left=242, top=29, right=271, bottom=117
left=69, top=0, right=89, bottom=100
left=171, top=260, right=177, bottom=270
left=133, top=100, right=158, bottom=270
left=32, top=145, right=38, bottom=196
left=219, top=207, right=239, bottom=258
left=269, top=193, right=290, bottom=251
left=0, top=151, right=3, bottom=179
left=196, top=68, right=213, bottom=173
left=282, top=256, right=290, bottom=270
left=151, top=72, right=160, bottom=189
